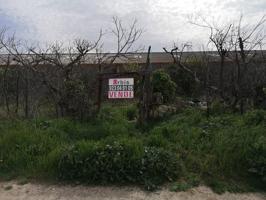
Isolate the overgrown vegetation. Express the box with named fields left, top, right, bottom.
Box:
left=0, top=12, right=265, bottom=196
left=0, top=105, right=265, bottom=192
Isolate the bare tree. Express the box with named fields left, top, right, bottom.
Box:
left=230, top=15, right=266, bottom=113
left=109, top=16, right=143, bottom=67
left=0, top=54, right=11, bottom=114
left=163, top=42, right=201, bottom=83
left=30, top=36, right=102, bottom=119
left=95, top=16, right=143, bottom=69
left=95, top=16, right=143, bottom=112
left=0, top=32, right=44, bottom=118
left=0, top=29, right=11, bottom=114
left=189, top=15, right=233, bottom=98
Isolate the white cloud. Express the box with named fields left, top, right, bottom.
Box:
left=0, top=0, right=265, bottom=51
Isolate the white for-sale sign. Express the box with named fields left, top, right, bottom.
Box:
left=108, top=78, right=134, bottom=99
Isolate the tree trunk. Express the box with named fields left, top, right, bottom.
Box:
left=138, top=46, right=152, bottom=126
left=219, top=55, right=225, bottom=99
left=205, top=61, right=210, bottom=118
left=2, top=67, right=10, bottom=114
left=15, top=71, right=20, bottom=114
left=24, top=68, right=29, bottom=118
left=238, top=37, right=247, bottom=114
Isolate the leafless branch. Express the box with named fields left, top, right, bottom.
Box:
left=163, top=43, right=200, bottom=83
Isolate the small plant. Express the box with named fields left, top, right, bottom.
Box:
left=126, top=105, right=138, bottom=121
left=152, top=69, right=177, bottom=103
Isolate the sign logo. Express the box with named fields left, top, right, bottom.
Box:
left=108, top=78, right=134, bottom=99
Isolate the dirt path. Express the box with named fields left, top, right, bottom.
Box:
left=0, top=181, right=265, bottom=200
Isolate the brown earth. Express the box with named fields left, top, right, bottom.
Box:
left=0, top=181, right=265, bottom=200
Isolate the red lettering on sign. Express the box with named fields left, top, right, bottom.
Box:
left=113, top=80, right=118, bottom=85
left=118, top=92, right=123, bottom=98
left=108, top=91, right=114, bottom=98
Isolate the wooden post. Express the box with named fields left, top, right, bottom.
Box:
left=138, top=46, right=152, bottom=126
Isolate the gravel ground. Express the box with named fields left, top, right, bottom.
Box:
left=0, top=181, right=265, bottom=200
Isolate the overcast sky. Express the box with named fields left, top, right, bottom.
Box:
left=0, top=0, right=265, bottom=51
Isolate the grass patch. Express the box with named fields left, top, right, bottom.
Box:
left=0, top=106, right=265, bottom=192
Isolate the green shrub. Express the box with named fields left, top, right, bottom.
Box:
left=152, top=69, right=177, bottom=103
left=243, top=110, right=266, bottom=125
left=56, top=139, right=181, bottom=189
